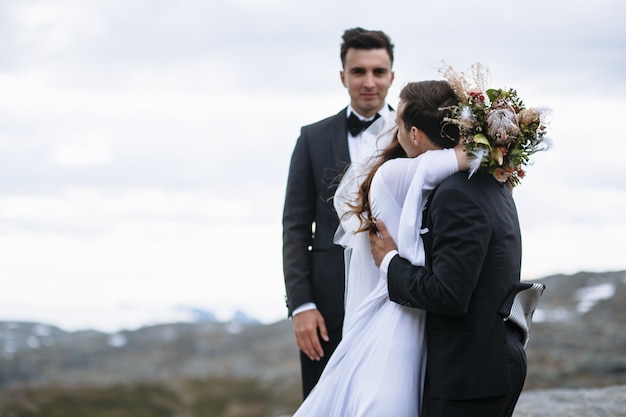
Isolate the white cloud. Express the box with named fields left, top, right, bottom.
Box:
left=1, top=0, right=625, bottom=331
left=11, top=1, right=105, bottom=53
left=51, top=137, right=114, bottom=167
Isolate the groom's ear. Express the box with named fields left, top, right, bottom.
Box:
left=410, top=127, right=423, bottom=146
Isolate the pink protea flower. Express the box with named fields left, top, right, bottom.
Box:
left=487, top=101, right=519, bottom=145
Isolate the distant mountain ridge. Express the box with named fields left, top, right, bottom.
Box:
left=1, top=270, right=625, bottom=393
left=0, top=304, right=262, bottom=335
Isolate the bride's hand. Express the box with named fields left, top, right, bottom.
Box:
left=454, top=142, right=471, bottom=171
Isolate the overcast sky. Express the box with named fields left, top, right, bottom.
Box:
left=1, top=0, right=625, bottom=332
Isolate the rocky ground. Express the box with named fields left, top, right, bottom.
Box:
left=514, top=385, right=626, bottom=417
left=0, top=270, right=624, bottom=416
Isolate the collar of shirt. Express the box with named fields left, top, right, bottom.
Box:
left=346, top=104, right=391, bottom=126
left=346, top=104, right=391, bottom=164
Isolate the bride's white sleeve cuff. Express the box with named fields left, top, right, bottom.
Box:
left=379, top=250, right=399, bottom=279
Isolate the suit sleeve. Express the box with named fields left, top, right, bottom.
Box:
left=387, top=186, right=491, bottom=317
left=282, top=128, right=316, bottom=316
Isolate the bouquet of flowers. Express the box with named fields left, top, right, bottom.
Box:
left=440, top=64, right=550, bottom=187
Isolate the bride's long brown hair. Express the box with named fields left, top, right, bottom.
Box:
left=348, top=80, right=460, bottom=232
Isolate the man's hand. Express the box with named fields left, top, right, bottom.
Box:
left=293, top=309, right=329, bottom=361
left=369, top=219, right=398, bottom=266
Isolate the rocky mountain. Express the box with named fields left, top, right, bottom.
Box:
left=0, top=270, right=625, bottom=416
left=0, top=319, right=297, bottom=389
left=524, top=270, right=626, bottom=389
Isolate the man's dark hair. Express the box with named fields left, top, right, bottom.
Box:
left=340, top=27, right=394, bottom=68
left=399, top=80, right=460, bottom=148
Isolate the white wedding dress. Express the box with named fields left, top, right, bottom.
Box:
left=292, top=116, right=459, bottom=417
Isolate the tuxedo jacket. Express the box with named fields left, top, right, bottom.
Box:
left=387, top=171, right=523, bottom=400
left=282, top=108, right=351, bottom=331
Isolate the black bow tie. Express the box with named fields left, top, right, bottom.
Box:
left=347, top=112, right=380, bottom=136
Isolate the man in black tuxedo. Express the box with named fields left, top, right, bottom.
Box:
left=370, top=171, right=527, bottom=416
left=282, top=27, right=395, bottom=398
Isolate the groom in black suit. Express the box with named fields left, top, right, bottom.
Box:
left=370, top=171, right=527, bottom=417
left=282, top=27, right=395, bottom=398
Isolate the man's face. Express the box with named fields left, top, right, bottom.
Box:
left=340, top=48, right=394, bottom=118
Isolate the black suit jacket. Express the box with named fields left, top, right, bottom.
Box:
left=282, top=108, right=350, bottom=331
left=387, top=171, right=523, bottom=400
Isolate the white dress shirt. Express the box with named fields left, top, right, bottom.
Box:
left=292, top=103, right=392, bottom=318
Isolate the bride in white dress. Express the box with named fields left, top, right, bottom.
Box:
left=291, top=80, right=472, bottom=417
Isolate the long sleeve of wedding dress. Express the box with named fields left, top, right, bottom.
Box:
left=337, top=147, right=459, bottom=329
left=294, top=128, right=459, bottom=416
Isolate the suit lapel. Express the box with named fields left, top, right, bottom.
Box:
left=331, top=108, right=350, bottom=166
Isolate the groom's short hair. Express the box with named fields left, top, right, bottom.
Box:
left=340, top=27, right=395, bottom=68
left=399, top=80, right=461, bottom=148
